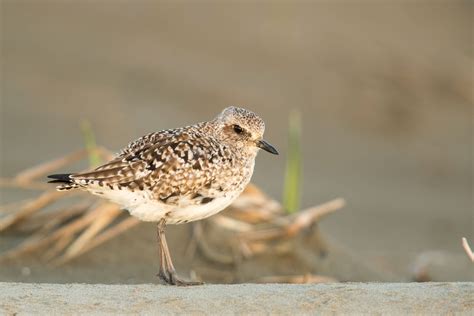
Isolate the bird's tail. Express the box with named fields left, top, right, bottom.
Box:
left=47, top=173, right=80, bottom=191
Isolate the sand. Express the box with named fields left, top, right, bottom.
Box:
left=1, top=282, right=473, bottom=315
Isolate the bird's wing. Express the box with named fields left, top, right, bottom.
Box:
left=71, top=127, right=230, bottom=203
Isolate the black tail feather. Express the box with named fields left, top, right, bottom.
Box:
left=47, top=173, right=73, bottom=184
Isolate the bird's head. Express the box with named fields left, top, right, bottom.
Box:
left=213, top=106, right=278, bottom=156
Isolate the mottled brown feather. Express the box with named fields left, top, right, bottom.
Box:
left=69, top=123, right=244, bottom=205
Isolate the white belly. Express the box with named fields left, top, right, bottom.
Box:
left=127, top=193, right=237, bottom=224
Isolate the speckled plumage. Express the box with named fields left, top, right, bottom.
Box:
left=50, top=107, right=277, bottom=225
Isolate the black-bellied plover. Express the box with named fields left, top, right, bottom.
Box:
left=48, top=106, right=278, bottom=285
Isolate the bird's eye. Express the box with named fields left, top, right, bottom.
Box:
left=233, top=125, right=244, bottom=135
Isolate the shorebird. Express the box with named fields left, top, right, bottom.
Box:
left=48, top=106, right=278, bottom=285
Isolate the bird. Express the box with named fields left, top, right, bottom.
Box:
left=48, top=106, right=278, bottom=286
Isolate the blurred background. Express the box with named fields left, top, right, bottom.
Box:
left=1, top=1, right=472, bottom=283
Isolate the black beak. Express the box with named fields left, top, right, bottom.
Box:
left=257, top=140, right=279, bottom=155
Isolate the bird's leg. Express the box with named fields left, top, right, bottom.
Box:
left=156, top=219, right=170, bottom=283
left=156, top=219, right=203, bottom=286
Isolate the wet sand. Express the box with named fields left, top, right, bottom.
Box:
left=1, top=282, right=473, bottom=314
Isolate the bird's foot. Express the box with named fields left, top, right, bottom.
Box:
left=157, top=270, right=204, bottom=286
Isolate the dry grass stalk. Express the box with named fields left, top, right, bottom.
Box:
left=239, top=198, right=345, bottom=243
left=0, top=199, right=33, bottom=214
left=52, top=216, right=140, bottom=266
left=96, top=146, right=115, bottom=161
left=462, top=237, right=474, bottom=262
left=42, top=233, right=75, bottom=261
left=0, top=190, right=71, bottom=231
left=224, top=183, right=282, bottom=224
left=285, top=198, right=345, bottom=237
left=192, top=222, right=235, bottom=265
left=210, top=215, right=254, bottom=232
left=35, top=202, right=93, bottom=234
left=0, top=203, right=106, bottom=262
left=0, top=148, right=119, bottom=264
left=14, top=149, right=88, bottom=183
left=58, top=203, right=121, bottom=263
left=0, top=178, right=51, bottom=190
left=196, top=198, right=345, bottom=262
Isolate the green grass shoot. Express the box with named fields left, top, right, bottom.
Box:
left=283, top=110, right=302, bottom=214
left=80, top=119, right=102, bottom=168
